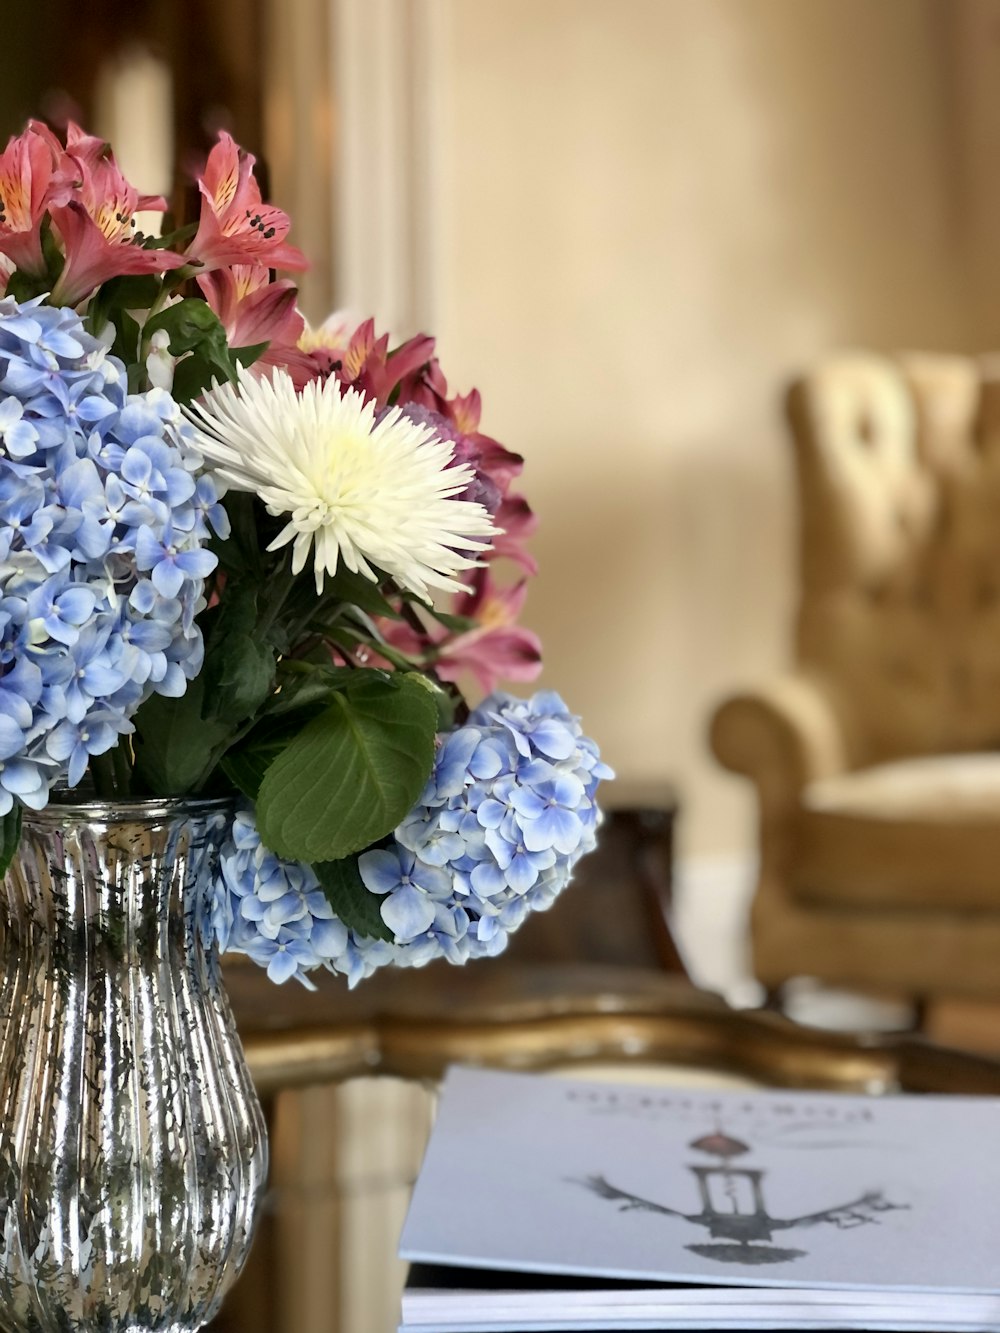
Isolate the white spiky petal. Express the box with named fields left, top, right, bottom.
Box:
left=185, top=368, right=497, bottom=598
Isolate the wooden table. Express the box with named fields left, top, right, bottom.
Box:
left=216, top=965, right=1000, bottom=1333
left=226, top=960, right=1000, bottom=1097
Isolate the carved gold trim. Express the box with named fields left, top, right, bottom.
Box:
left=231, top=970, right=1000, bottom=1097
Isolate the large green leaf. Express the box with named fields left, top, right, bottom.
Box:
left=255, top=672, right=438, bottom=862
left=312, top=856, right=393, bottom=943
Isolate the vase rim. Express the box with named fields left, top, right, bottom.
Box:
left=21, top=795, right=236, bottom=826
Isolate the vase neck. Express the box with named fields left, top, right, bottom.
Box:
left=4, top=802, right=231, bottom=962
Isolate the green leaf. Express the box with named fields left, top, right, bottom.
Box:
left=255, top=671, right=438, bottom=862
left=131, top=675, right=233, bottom=795
left=143, top=221, right=197, bottom=251
left=110, top=308, right=142, bottom=366
left=145, top=298, right=230, bottom=355
left=144, top=299, right=235, bottom=400
left=210, top=494, right=265, bottom=578
left=324, top=566, right=402, bottom=620
left=0, top=806, right=22, bottom=879
left=171, top=354, right=225, bottom=404
left=94, top=273, right=161, bottom=314
left=198, top=583, right=277, bottom=725
left=219, top=747, right=271, bottom=801
left=329, top=625, right=416, bottom=672
left=87, top=275, right=161, bottom=360
left=206, top=581, right=257, bottom=638
left=267, top=662, right=357, bottom=716
left=39, top=216, right=65, bottom=282
left=203, top=632, right=275, bottom=725
left=6, top=270, right=49, bottom=303
left=231, top=341, right=269, bottom=370
left=424, top=608, right=478, bottom=633
left=312, top=856, right=394, bottom=943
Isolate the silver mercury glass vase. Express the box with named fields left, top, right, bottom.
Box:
left=0, top=798, right=267, bottom=1333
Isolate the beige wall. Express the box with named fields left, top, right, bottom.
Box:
left=269, top=0, right=980, bottom=857
left=427, top=0, right=971, bottom=855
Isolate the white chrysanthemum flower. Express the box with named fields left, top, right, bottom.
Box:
left=185, top=368, right=497, bottom=598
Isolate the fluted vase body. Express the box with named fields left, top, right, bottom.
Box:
left=0, top=799, right=267, bottom=1333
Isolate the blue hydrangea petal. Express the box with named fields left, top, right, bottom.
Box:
left=381, top=885, right=436, bottom=941
left=358, top=848, right=405, bottom=896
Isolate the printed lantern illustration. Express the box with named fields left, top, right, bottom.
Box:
left=686, top=1131, right=771, bottom=1243
left=583, top=1124, right=906, bottom=1266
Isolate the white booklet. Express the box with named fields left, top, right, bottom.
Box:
left=398, top=1065, right=1000, bottom=1331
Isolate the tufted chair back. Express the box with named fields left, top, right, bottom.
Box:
left=787, top=354, right=1000, bottom=767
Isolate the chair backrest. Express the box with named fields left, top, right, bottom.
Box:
left=787, top=353, right=1000, bottom=765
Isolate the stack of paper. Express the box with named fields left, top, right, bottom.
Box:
left=398, top=1066, right=1000, bottom=1332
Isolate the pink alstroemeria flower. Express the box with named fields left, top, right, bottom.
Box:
left=0, top=123, right=70, bottom=277
left=489, top=494, right=539, bottom=574
left=304, top=316, right=437, bottom=405
left=198, top=263, right=316, bottom=385
left=433, top=573, right=543, bottom=695
left=381, top=572, right=542, bottom=695
left=49, top=147, right=183, bottom=307
left=187, top=133, right=307, bottom=273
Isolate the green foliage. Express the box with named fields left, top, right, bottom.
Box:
left=219, top=746, right=272, bottom=801
left=7, top=222, right=63, bottom=303
left=422, top=607, right=478, bottom=633
left=219, top=662, right=358, bottom=798
left=0, top=806, right=22, bottom=879
left=210, top=493, right=265, bottom=579
left=232, top=341, right=268, bottom=369
left=218, top=708, right=323, bottom=802
left=87, top=275, right=161, bottom=362
left=144, top=299, right=235, bottom=404
left=255, top=670, right=438, bottom=862
left=312, top=855, right=394, bottom=943
left=324, top=566, right=402, bottom=620
left=267, top=662, right=358, bottom=716
left=200, top=584, right=277, bottom=726
left=131, top=675, right=233, bottom=795
left=142, top=221, right=197, bottom=251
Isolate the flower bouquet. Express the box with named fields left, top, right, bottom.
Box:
left=0, top=119, right=610, bottom=980
left=0, top=119, right=610, bottom=1333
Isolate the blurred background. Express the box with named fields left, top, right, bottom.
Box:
left=14, top=0, right=1000, bottom=1005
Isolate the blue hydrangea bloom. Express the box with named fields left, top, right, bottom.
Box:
left=0, top=297, right=224, bottom=810
left=213, top=690, right=612, bottom=986
left=215, top=808, right=395, bottom=988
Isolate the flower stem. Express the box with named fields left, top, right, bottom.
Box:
left=89, top=752, right=117, bottom=800
left=111, top=740, right=133, bottom=798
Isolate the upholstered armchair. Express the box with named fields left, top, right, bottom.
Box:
left=711, top=353, right=1000, bottom=1000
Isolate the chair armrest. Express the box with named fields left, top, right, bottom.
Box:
left=709, top=676, right=849, bottom=815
